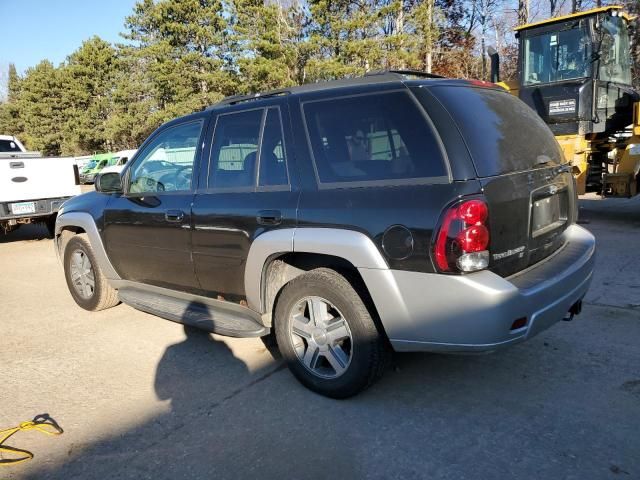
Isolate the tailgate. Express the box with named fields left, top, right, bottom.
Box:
left=423, top=84, right=577, bottom=276
left=0, top=157, right=80, bottom=203
left=481, top=167, right=576, bottom=276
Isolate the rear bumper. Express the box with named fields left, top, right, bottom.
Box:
left=360, top=224, right=595, bottom=353
left=0, top=197, right=71, bottom=222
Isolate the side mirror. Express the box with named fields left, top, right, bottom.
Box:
left=95, top=172, right=123, bottom=194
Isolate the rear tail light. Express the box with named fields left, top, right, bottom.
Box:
left=433, top=198, right=490, bottom=273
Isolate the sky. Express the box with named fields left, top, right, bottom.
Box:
left=0, top=0, right=138, bottom=73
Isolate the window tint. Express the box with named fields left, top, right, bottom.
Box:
left=303, top=91, right=447, bottom=184
left=259, top=108, right=288, bottom=187
left=129, top=120, right=203, bottom=194
left=426, top=86, right=562, bottom=177
left=209, top=110, right=262, bottom=188
left=0, top=139, right=21, bottom=152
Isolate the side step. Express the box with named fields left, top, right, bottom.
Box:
left=118, top=287, right=269, bottom=338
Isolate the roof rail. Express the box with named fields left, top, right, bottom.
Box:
left=207, top=88, right=291, bottom=110
left=365, top=69, right=444, bottom=79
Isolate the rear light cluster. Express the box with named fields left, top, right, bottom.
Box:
left=433, top=198, right=490, bottom=273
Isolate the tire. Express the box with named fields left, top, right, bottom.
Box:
left=44, top=214, right=57, bottom=239
left=274, top=268, right=389, bottom=398
left=63, top=233, right=119, bottom=311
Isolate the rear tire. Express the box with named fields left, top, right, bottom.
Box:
left=44, top=214, right=57, bottom=239
left=63, top=234, right=119, bottom=311
left=274, top=268, right=389, bottom=398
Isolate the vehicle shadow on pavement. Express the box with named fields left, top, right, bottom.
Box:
left=28, top=316, right=361, bottom=479
left=22, top=288, right=640, bottom=480
left=0, top=224, right=51, bottom=244
left=578, top=195, right=640, bottom=226
left=25, top=328, right=640, bottom=479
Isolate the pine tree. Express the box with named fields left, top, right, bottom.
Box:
left=121, top=0, right=235, bottom=122
left=0, top=64, right=24, bottom=139
left=16, top=61, right=65, bottom=155
left=60, top=37, right=117, bottom=155
left=231, top=0, right=308, bottom=92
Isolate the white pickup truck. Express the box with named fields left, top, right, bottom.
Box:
left=1, top=135, right=81, bottom=235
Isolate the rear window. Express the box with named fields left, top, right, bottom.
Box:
left=0, top=139, right=22, bottom=153
left=426, top=86, right=563, bottom=177
left=303, top=91, right=448, bottom=185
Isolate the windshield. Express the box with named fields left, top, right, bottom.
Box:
left=598, top=16, right=632, bottom=85
left=83, top=160, right=98, bottom=170
left=524, top=22, right=591, bottom=85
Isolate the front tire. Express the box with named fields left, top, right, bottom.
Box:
left=274, top=268, right=389, bottom=398
left=63, top=234, right=119, bottom=311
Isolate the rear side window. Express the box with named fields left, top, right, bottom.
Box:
left=426, top=86, right=563, bottom=177
left=259, top=108, right=288, bottom=187
left=0, top=139, right=21, bottom=152
left=209, top=110, right=262, bottom=188
left=208, top=107, right=289, bottom=189
left=303, top=91, right=448, bottom=185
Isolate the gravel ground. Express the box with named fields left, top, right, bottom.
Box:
left=0, top=193, right=639, bottom=480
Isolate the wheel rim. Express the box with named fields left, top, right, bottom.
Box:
left=289, top=296, right=353, bottom=379
left=69, top=249, right=96, bottom=299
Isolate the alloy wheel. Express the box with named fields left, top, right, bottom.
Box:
left=289, top=296, right=353, bottom=379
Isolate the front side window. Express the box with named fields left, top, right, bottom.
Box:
left=129, top=120, right=203, bottom=194
left=303, top=91, right=447, bottom=185
left=523, top=23, right=591, bottom=85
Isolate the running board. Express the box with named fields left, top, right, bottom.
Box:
left=118, top=286, right=269, bottom=338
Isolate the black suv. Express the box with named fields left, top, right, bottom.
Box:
left=55, top=71, right=595, bottom=398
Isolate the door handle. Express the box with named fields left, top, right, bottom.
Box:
left=165, top=210, right=185, bottom=222
left=257, top=210, right=282, bottom=225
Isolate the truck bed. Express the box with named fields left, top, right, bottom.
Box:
left=1, top=156, right=81, bottom=204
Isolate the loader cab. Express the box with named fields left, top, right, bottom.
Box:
left=516, top=6, right=637, bottom=137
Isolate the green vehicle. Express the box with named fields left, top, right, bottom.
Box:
left=79, top=153, right=113, bottom=184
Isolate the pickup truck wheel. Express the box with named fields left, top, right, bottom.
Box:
left=44, top=214, right=56, bottom=239
left=274, top=268, right=389, bottom=399
left=63, top=234, right=119, bottom=311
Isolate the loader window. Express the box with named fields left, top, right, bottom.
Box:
left=598, top=16, right=632, bottom=86
left=523, top=23, right=591, bottom=85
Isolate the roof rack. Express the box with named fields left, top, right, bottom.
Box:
left=207, top=88, right=291, bottom=110
left=365, top=69, right=444, bottom=79
left=205, top=70, right=445, bottom=110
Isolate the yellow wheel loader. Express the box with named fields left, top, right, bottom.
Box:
left=492, top=5, right=640, bottom=197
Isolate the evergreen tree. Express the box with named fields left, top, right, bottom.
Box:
left=60, top=37, right=117, bottom=155
left=16, top=61, right=65, bottom=155
left=231, top=0, right=308, bottom=92
left=121, top=0, right=235, bottom=127
left=0, top=64, right=23, bottom=139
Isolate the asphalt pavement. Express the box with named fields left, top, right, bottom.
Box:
left=0, top=193, right=639, bottom=479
